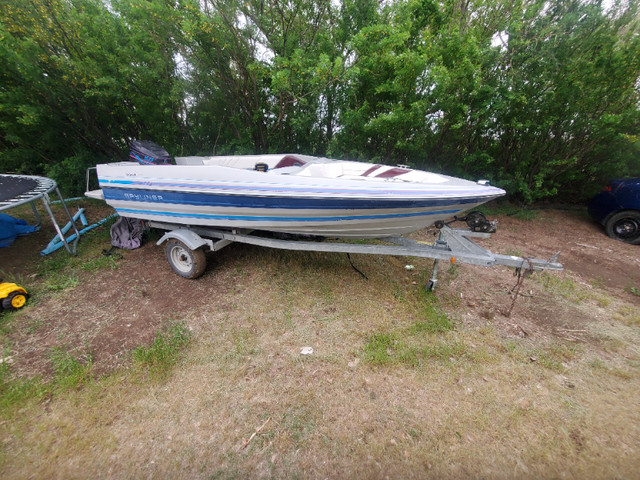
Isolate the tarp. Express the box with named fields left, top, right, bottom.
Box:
left=0, top=213, right=37, bottom=247
left=110, top=216, right=145, bottom=249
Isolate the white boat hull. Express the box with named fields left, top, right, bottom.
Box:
left=90, top=155, right=505, bottom=238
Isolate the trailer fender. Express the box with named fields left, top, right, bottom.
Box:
left=156, top=229, right=214, bottom=252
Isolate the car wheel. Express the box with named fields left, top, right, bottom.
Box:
left=605, top=210, right=640, bottom=245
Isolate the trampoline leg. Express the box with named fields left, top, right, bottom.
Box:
left=29, top=201, right=42, bottom=228
left=40, top=189, right=81, bottom=255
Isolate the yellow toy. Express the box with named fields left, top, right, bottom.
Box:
left=0, top=280, right=29, bottom=310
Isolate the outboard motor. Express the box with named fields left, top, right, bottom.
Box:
left=129, top=140, right=173, bottom=165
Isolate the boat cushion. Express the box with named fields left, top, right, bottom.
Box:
left=274, top=155, right=307, bottom=169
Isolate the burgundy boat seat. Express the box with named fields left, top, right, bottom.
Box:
left=274, top=155, right=307, bottom=169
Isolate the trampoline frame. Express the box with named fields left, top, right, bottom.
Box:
left=0, top=174, right=81, bottom=254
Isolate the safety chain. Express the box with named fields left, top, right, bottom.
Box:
left=505, top=258, right=534, bottom=318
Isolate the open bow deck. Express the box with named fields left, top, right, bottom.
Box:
left=86, top=154, right=505, bottom=238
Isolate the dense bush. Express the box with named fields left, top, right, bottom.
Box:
left=1, top=0, right=638, bottom=200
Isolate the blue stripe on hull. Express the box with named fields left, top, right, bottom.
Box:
left=100, top=178, right=495, bottom=198
left=102, top=187, right=484, bottom=210
left=115, top=206, right=461, bottom=222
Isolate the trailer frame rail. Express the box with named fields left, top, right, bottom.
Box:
left=149, top=221, right=562, bottom=290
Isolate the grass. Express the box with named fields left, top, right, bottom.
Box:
left=613, top=305, right=640, bottom=326
left=592, top=293, right=611, bottom=308
left=3, top=282, right=639, bottom=478
left=363, top=332, right=398, bottom=365
left=529, top=344, right=580, bottom=373
left=79, top=254, right=120, bottom=272
left=132, top=320, right=192, bottom=376
left=0, top=345, right=93, bottom=414
left=0, top=209, right=116, bottom=379
left=8, top=211, right=120, bottom=304
left=1, top=208, right=640, bottom=478
left=0, top=272, right=25, bottom=286
left=362, top=293, right=464, bottom=367
left=38, top=229, right=119, bottom=278
left=476, top=201, right=541, bottom=221
left=41, top=271, right=80, bottom=292
left=0, top=357, right=46, bottom=412
left=0, top=320, right=192, bottom=417
left=50, top=346, right=94, bottom=390
left=0, top=205, right=127, bottom=413
left=537, top=272, right=590, bottom=303
left=363, top=329, right=469, bottom=368
left=415, top=293, right=454, bottom=333
left=625, top=285, right=640, bottom=297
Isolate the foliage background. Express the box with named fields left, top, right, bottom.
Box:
left=1, top=0, right=638, bottom=201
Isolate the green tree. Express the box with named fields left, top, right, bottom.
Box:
left=469, top=0, right=640, bottom=201
left=1, top=0, right=638, bottom=200
left=0, top=0, right=187, bottom=193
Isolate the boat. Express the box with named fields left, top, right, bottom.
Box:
left=85, top=154, right=505, bottom=238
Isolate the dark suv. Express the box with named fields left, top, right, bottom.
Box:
left=588, top=178, right=640, bottom=244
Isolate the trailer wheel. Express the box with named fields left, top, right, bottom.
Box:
left=165, top=240, right=207, bottom=279
left=2, top=292, right=28, bottom=310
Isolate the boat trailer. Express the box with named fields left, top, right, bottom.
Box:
left=149, top=219, right=562, bottom=291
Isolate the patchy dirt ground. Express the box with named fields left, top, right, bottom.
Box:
left=1, top=205, right=639, bottom=379
left=1, top=201, right=235, bottom=376
left=439, top=208, right=640, bottom=341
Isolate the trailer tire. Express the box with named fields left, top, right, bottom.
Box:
left=165, top=240, right=207, bottom=279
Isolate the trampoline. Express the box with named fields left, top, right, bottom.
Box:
left=0, top=174, right=80, bottom=254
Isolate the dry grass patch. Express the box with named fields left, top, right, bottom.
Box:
left=614, top=304, right=640, bottom=326
left=4, top=315, right=639, bottom=479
